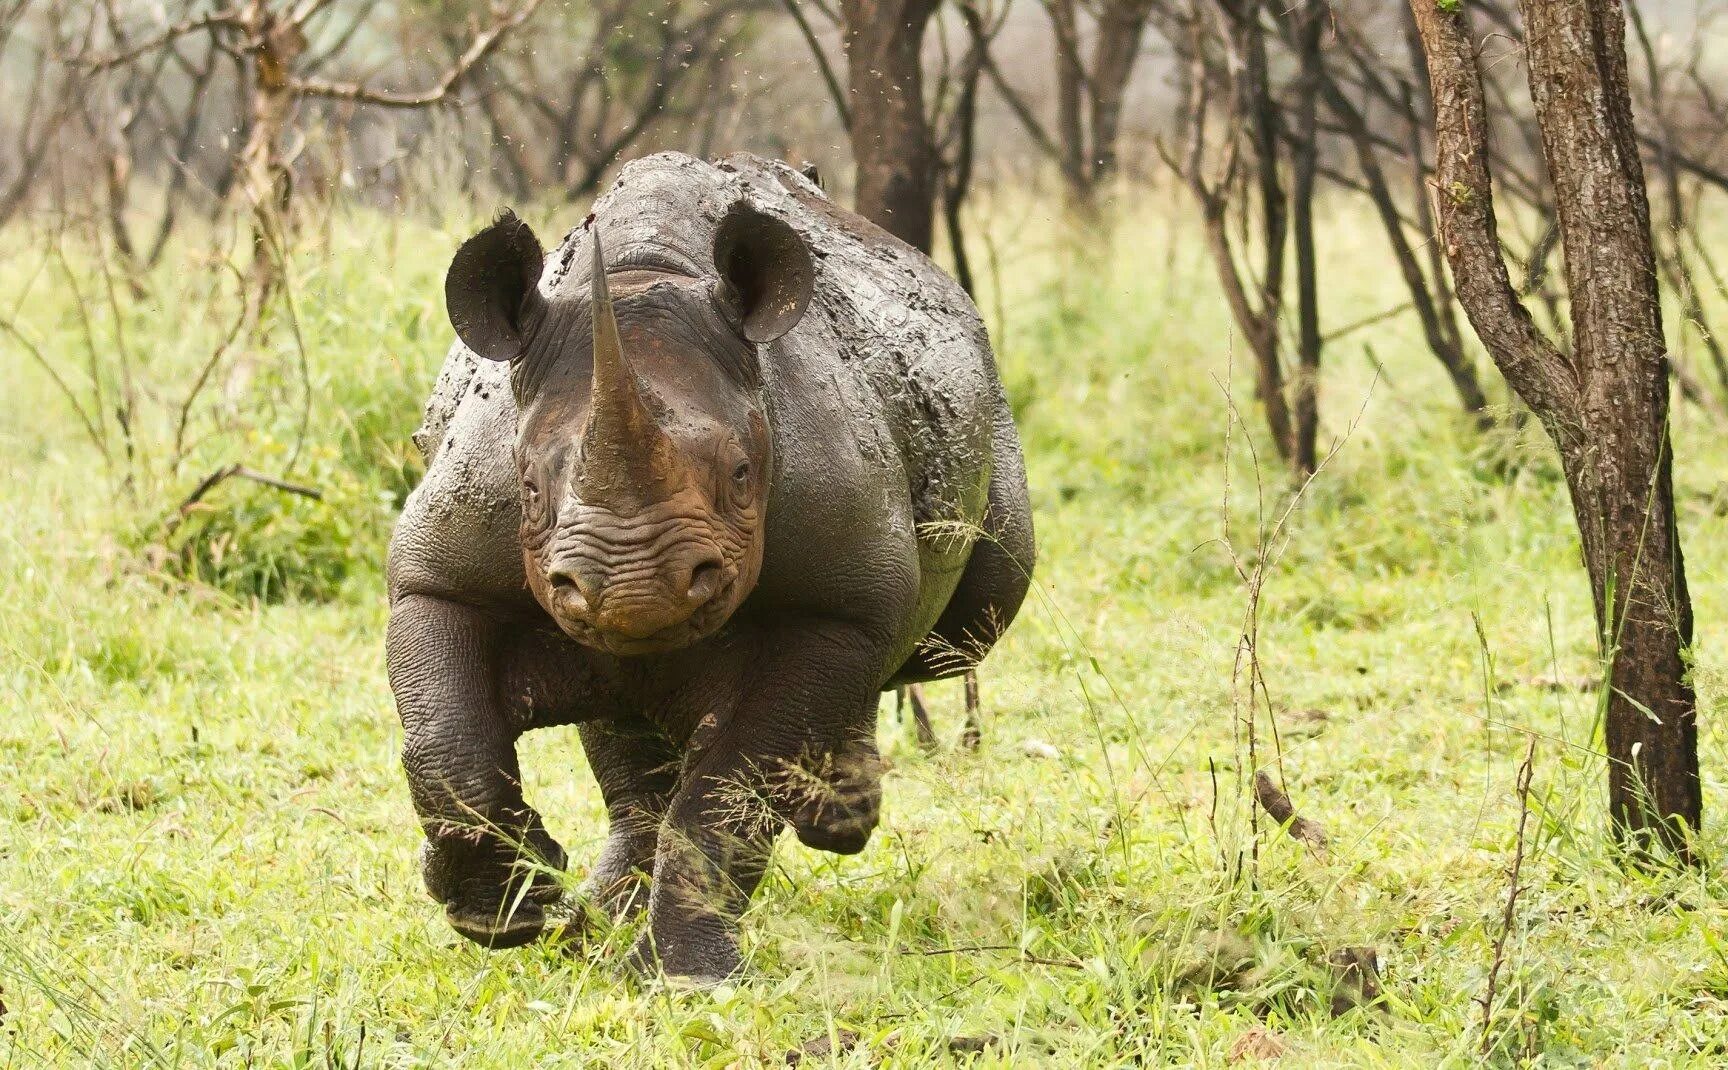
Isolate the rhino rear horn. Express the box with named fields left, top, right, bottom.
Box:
left=445, top=209, right=546, bottom=362
left=714, top=202, right=814, bottom=344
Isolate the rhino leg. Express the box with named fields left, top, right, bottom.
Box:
left=387, top=593, right=566, bottom=948
left=575, top=715, right=679, bottom=921
left=888, top=408, right=1035, bottom=687
left=633, top=621, right=886, bottom=983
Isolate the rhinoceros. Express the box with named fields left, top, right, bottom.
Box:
left=387, top=151, right=1034, bottom=981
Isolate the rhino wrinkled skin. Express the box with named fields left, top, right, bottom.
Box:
left=387, top=152, right=1034, bottom=982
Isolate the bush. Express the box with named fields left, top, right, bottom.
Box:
left=140, top=434, right=400, bottom=605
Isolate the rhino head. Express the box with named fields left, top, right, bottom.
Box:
left=443, top=204, right=813, bottom=655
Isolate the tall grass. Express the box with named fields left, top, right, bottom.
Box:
left=1, top=187, right=1726, bottom=1065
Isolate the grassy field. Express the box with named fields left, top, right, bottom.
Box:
left=3, top=191, right=1728, bottom=1067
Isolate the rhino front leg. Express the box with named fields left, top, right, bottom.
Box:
left=387, top=593, right=565, bottom=948
left=576, top=716, right=679, bottom=921
left=636, top=622, right=885, bottom=983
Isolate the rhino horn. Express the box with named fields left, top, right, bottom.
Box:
left=580, top=228, right=677, bottom=502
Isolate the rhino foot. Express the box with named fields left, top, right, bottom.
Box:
left=627, top=926, right=741, bottom=988
left=420, top=822, right=567, bottom=950
left=447, top=898, right=548, bottom=948
left=784, top=749, right=883, bottom=856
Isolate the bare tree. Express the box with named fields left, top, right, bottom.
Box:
left=455, top=0, right=755, bottom=204
left=1314, top=15, right=1490, bottom=417
left=1283, top=0, right=1324, bottom=475
left=81, top=0, right=546, bottom=315
left=1158, top=0, right=1299, bottom=470
left=983, top=0, right=1157, bottom=208
left=1411, top=0, right=1699, bottom=858
left=839, top=0, right=943, bottom=249
left=0, top=0, right=91, bottom=228
left=1627, top=0, right=1728, bottom=407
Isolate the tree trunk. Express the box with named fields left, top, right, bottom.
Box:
left=1219, top=0, right=1293, bottom=464
left=236, top=0, right=307, bottom=326
left=1410, top=0, right=1699, bottom=859
left=1046, top=0, right=1089, bottom=200
left=940, top=1, right=987, bottom=295
left=1089, top=1, right=1154, bottom=185
left=1285, top=0, right=1323, bottom=477
left=840, top=0, right=941, bottom=251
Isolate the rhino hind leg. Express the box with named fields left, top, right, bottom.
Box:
left=575, top=716, right=680, bottom=922
left=889, top=417, right=1035, bottom=687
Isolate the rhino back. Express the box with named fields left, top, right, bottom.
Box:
left=709, top=153, right=999, bottom=534
left=785, top=183, right=994, bottom=533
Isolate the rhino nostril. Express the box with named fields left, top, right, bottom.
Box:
left=548, top=561, right=606, bottom=612
left=686, top=559, right=724, bottom=605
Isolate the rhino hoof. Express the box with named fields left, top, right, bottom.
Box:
left=792, top=815, right=875, bottom=855
left=789, top=787, right=880, bottom=855
left=446, top=898, right=546, bottom=949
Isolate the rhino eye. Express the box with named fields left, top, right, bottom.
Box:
left=731, top=460, right=750, bottom=486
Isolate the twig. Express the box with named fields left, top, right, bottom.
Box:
left=78, top=7, right=243, bottom=71
left=1321, top=299, right=1415, bottom=345
left=778, top=0, right=849, bottom=130
left=1478, top=735, right=1537, bottom=1056
left=171, top=261, right=249, bottom=472
left=0, top=316, right=107, bottom=459
left=287, top=0, right=546, bottom=109
left=175, top=463, right=323, bottom=517
left=902, top=944, right=1086, bottom=969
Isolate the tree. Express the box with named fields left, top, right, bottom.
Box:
left=987, top=0, right=1157, bottom=209
left=455, top=0, right=755, bottom=204
left=83, top=0, right=546, bottom=318
left=1410, top=0, right=1700, bottom=858
left=1160, top=0, right=1300, bottom=472
left=839, top=0, right=942, bottom=250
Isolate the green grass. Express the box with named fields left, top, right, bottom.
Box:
left=3, top=191, right=1728, bottom=1067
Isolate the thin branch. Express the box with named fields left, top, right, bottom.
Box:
left=1478, top=736, right=1537, bottom=1056
left=79, top=7, right=242, bottom=70
left=289, top=0, right=546, bottom=109
left=779, top=0, right=850, bottom=130
left=0, top=316, right=108, bottom=460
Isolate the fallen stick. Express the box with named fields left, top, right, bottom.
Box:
left=1254, top=770, right=1328, bottom=852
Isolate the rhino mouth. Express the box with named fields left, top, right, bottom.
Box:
left=552, top=573, right=739, bottom=656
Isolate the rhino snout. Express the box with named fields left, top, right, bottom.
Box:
left=545, top=544, right=728, bottom=644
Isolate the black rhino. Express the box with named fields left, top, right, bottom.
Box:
left=387, top=151, right=1034, bottom=982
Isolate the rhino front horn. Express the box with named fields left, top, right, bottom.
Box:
left=581, top=229, right=677, bottom=501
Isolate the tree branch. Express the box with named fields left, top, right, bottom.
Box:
left=779, top=0, right=850, bottom=131
left=289, top=0, right=545, bottom=109
left=1407, top=0, right=1577, bottom=424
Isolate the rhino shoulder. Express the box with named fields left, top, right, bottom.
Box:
left=413, top=342, right=488, bottom=465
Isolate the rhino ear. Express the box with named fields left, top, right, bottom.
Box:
left=445, top=209, right=546, bottom=362
left=714, top=202, right=813, bottom=344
